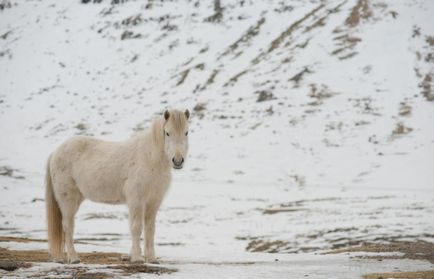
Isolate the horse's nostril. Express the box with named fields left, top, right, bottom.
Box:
left=172, top=157, right=183, bottom=166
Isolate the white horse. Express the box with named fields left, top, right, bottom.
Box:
left=45, top=109, right=190, bottom=263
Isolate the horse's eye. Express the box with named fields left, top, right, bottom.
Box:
left=185, top=131, right=188, bottom=136
left=166, top=132, right=170, bottom=137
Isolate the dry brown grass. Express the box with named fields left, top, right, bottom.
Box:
left=246, top=240, right=289, bottom=253
left=392, top=122, right=413, bottom=137
left=420, top=73, right=433, bottom=102
left=251, top=3, right=325, bottom=64
left=399, top=103, right=412, bottom=116
left=0, top=247, right=177, bottom=275
left=345, top=0, right=372, bottom=27
left=426, top=36, right=434, bottom=46
left=0, top=247, right=121, bottom=264
left=328, top=240, right=434, bottom=263
left=176, top=69, right=190, bottom=86
left=0, top=236, right=46, bottom=243
left=289, top=67, right=312, bottom=87
left=363, top=270, right=434, bottom=279
left=220, top=17, right=265, bottom=59
left=223, top=70, right=248, bottom=87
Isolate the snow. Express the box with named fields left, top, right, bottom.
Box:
left=0, top=0, right=433, bottom=278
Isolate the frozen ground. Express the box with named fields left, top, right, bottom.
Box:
left=0, top=0, right=433, bottom=278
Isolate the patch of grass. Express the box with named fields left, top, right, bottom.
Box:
left=363, top=270, right=434, bottom=279
left=392, top=122, right=413, bottom=137
left=308, top=84, right=335, bottom=104
left=303, top=0, right=349, bottom=34
left=252, top=3, right=325, bottom=64
left=0, top=30, right=12, bottom=40
left=220, top=17, right=265, bottom=58
left=420, top=73, right=433, bottom=102
left=177, top=63, right=205, bottom=86
left=224, top=70, right=248, bottom=87
left=74, top=271, right=112, bottom=279
left=328, top=240, right=434, bottom=264
left=121, top=14, right=142, bottom=26
left=339, top=51, right=358, bottom=60
left=108, top=264, right=177, bottom=275
left=256, top=90, right=275, bottom=102
left=246, top=240, right=289, bottom=253
left=399, top=103, right=412, bottom=116
left=345, top=0, right=372, bottom=28
left=176, top=69, right=190, bottom=86
left=193, top=103, right=206, bottom=119
left=204, top=69, right=219, bottom=87
left=268, top=4, right=324, bottom=53
left=426, top=36, right=434, bottom=46
left=120, top=30, right=142, bottom=40
left=0, top=261, right=31, bottom=271
left=289, top=67, right=312, bottom=87
left=0, top=166, right=25, bottom=180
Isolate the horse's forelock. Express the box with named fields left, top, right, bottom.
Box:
left=170, top=110, right=187, bottom=134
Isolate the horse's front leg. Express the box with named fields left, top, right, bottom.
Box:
left=127, top=200, right=144, bottom=263
left=144, top=204, right=159, bottom=263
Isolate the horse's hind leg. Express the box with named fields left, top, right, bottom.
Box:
left=56, top=179, right=83, bottom=264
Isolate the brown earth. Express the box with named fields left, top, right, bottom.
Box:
left=363, top=270, right=434, bottom=279
left=327, top=240, right=434, bottom=264
left=0, top=244, right=176, bottom=275
left=0, top=247, right=124, bottom=264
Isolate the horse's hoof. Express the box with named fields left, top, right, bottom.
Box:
left=70, top=259, right=80, bottom=264
left=52, top=258, right=64, bottom=264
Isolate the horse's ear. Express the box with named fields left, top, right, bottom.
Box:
left=184, top=109, right=190, bottom=120
left=164, top=110, right=170, bottom=121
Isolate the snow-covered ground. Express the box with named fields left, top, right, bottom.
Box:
left=0, top=0, right=433, bottom=278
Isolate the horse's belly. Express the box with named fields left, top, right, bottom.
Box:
left=77, top=181, right=125, bottom=204
left=87, top=192, right=125, bottom=204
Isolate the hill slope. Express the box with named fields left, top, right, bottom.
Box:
left=0, top=0, right=433, bottom=277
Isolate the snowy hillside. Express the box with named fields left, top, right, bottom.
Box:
left=0, top=0, right=433, bottom=278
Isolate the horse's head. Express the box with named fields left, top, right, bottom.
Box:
left=163, top=109, right=190, bottom=169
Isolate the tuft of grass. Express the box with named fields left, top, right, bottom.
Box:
left=223, top=70, right=248, bottom=87
left=399, top=103, right=412, bottom=116
left=345, top=0, right=372, bottom=28
left=176, top=69, right=190, bottom=86
left=256, top=90, right=275, bottom=102
left=392, top=122, right=413, bottom=137
left=219, top=17, right=265, bottom=59
left=289, top=67, right=312, bottom=87
left=420, top=74, right=433, bottom=102
left=251, top=3, right=325, bottom=65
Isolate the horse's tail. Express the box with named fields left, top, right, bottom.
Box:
left=45, top=155, right=64, bottom=259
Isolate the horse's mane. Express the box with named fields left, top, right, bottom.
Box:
left=151, top=116, right=165, bottom=151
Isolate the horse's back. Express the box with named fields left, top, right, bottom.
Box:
left=50, top=135, right=129, bottom=204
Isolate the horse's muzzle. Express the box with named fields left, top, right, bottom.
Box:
left=172, top=157, right=184, bottom=169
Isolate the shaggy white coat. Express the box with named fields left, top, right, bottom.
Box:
left=45, top=109, right=190, bottom=263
